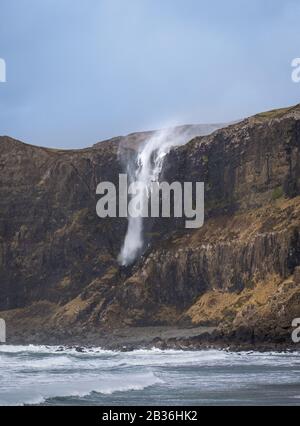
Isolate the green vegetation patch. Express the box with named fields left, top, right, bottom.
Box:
left=272, top=186, right=284, bottom=201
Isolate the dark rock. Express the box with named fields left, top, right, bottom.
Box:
left=1, top=105, right=300, bottom=348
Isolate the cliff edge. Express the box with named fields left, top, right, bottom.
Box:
left=1, top=105, right=300, bottom=349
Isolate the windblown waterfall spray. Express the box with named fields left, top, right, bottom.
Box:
left=119, top=128, right=180, bottom=266
left=119, top=124, right=227, bottom=266
left=118, top=124, right=224, bottom=266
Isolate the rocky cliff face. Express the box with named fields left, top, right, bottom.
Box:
left=1, top=105, right=300, bottom=346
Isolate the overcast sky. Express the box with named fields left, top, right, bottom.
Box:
left=0, top=0, right=300, bottom=148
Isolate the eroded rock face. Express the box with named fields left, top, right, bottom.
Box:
left=1, top=105, right=300, bottom=344
left=165, top=106, right=300, bottom=214
left=0, top=136, right=126, bottom=312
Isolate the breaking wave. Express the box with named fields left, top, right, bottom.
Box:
left=1, top=345, right=300, bottom=406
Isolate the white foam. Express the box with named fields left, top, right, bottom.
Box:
left=0, top=368, right=163, bottom=405
left=1, top=346, right=300, bottom=405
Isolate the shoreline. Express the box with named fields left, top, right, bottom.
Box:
left=2, top=325, right=300, bottom=353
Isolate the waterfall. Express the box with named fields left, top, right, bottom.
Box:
left=118, top=123, right=227, bottom=266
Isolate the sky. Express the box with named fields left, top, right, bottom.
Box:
left=0, top=0, right=300, bottom=149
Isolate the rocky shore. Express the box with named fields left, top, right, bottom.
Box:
left=3, top=325, right=300, bottom=353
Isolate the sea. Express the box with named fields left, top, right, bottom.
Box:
left=0, top=345, right=300, bottom=406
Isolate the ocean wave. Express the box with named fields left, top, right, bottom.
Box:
left=1, top=346, right=300, bottom=406
left=0, top=371, right=163, bottom=406
left=1, top=345, right=300, bottom=368
left=0, top=344, right=115, bottom=356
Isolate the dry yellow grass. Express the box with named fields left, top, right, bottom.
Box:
left=185, top=274, right=283, bottom=326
